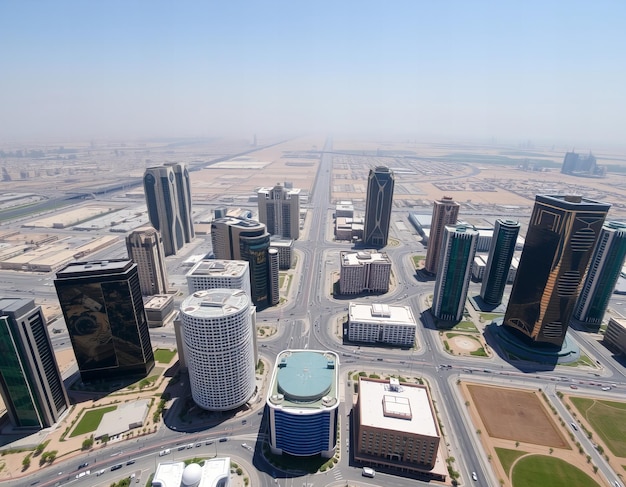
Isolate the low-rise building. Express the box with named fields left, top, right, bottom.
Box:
left=603, top=317, right=626, bottom=354
left=186, top=259, right=251, bottom=297
left=144, top=294, right=177, bottom=327
left=348, top=303, right=416, bottom=347
left=152, top=458, right=231, bottom=487
left=339, top=250, right=391, bottom=295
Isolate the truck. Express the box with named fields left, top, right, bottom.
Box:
left=362, top=467, right=376, bottom=478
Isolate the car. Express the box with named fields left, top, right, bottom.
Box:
left=376, top=358, right=384, bottom=361
left=570, top=384, right=578, bottom=389
left=472, top=472, right=478, bottom=481
left=205, top=440, right=213, bottom=445
left=219, top=438, right=228, bottom=443
left=242, top=419, right=247, bottom=424
left=362, top=467, right=375, bottom=478
left=571, top=422, right=578, bottom=431
left=78, top=462, right=89, bottom=469
left=187, top=443, right=194, bottom=449
left=96, top=469, right=106, bottom=476
left=111, top=464, right=123, bottom=471
left=602, top=386, right=612, bottom=391
left=159, top=449, right=171, bottom=456
left=196, top=443, right=201, bottom=447
left=126, top=460, right=135, bottom=465
left=178, top=445, right=186, bottom=451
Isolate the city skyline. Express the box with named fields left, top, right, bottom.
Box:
left=1, top=2, right=626, bottom=146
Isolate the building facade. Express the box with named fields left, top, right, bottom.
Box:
left=432, top=225, right=478, bottom=321
left=348, top=303, right=416, bottom=347
left=480, top=219, right=520, bottom=306
left=126, top=226, right=169, bottom=295
left=339, top=251, right=392, bottom=295
left=603, top=317, right=626, bottom=355
left=143, top=163, right=194, bottom=256
left=268, top=248, right=280, bottom=306
left=0, top=298, right=69, bottom=429
left=354, top=377, right=444, bottom=479
left=363, top=166, right=395, bottom=247
left=503, top=195, right=610, bottom=347
left=269, top=236, right=294, bottom=269
left=574, top=221, right=626, bottom=326
left=257, top=183, right=301, bottom=240
left=54, top=259, right=155, bottom=382
left=424, top=196, right=460, bottom=275
left=267, top=350, right=339, bottom=458
left=211, top=217, right=273, bottom=308
left=186, top=259, right=251, bottom=297
left=180, top=289, right=256, bottom=411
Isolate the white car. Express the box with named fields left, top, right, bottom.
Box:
left=472, top=472, right=478, bottom=481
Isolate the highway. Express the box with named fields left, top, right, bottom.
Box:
left=3, top=136, right=626, bottom=487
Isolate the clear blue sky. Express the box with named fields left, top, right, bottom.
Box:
left=1, top=1, right=625, bottom=145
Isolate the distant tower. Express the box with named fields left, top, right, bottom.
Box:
left=143, top=163, right=194, bottom=256
left=126, top=226, right=169, bottom=295
left=424, top=196, right=460, bottom=275
left=432, top=225, right=478, bottom=321
left=574, top=221, right=626, bottom=326
left=363, top=166, right=395, bottom=247
left=0, top=298, right=69, bottom=429
left=180, top=289, right=256, bottom=411
left=211, top=217, right=272, bottom=308
left=480, top=219, right=520, bottom=306
left=503, top=195, right=610, bottom=347
left=257, top=183, right=301, bottom=240
left=54, top=259, right=155, bottom=382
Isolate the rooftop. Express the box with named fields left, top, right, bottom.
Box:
left=349, top=302, right=416, bottom=325
left=181, top=289, right=250, bottom=318
left=56, top=258, right=133, bottom=277
left=187, top=259, right=249, bottom=278
left=341, top=250, right=390, bottom=266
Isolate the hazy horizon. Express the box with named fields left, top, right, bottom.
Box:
left=1, top=1, right=625, bottom=147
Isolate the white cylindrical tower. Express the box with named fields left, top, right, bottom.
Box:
left=180, top=289, right=256, bottom=410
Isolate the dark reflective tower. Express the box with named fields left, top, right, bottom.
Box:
left=54, top=259, right=155, bottom=382
left=0, top=298, right=69, bottom=429
left=574, top=221, right=626, bottom=327
left=503, top=195, right=610, bottom=347
left=363, top=166, right=395, bottom=248
left=480, top=219, right=520, bottom=306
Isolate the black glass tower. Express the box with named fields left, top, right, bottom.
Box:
left=54, top=259, right=155, bottom=382
left=503, top=195, right=610, bottom=347
left=0, top=298, right=69, bottom=429
left=363, top=166, right=395, bottom=248
left=480, top=219, right=520, bottom=306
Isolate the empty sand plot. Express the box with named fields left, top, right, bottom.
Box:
left=467, top=384, right=568, bottom=448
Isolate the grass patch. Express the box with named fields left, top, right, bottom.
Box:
left=279, top=274, right=286, bottom=288
left=470, top=347, right=488, bottom=357
left=154, top=349, right=176, bottom=364
left=70, top=406, right=117, bottom=437
left=561, top=354, right=597, bottom=368
left=511, top=454, right=599, bottom=487
left=570, top=396, right=626, bottom=457
left=495, top=447, right=526, bottom=478
left=454, top=321, right=478, bottom=332
left=480, top=312, right=503, bottom=321
left=411, top=255, right=425, bottom=268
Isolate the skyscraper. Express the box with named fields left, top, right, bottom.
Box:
left=180, top=289, right=256, bottom=411
left=432, top=225, right=478, bottom=321
left=0, top=298, right=69, bottom=429
left=480, top=219, right=520, bottom=306
left=363, top=166, right=395, bottom=247
left=54, top=259, right=155, bottom=382
left=424, top=196, right=460, bottom=275
left=574, top=221, right=626, bottom=326
left=211, top=216, right=273, bottom=308
left=503, top=195, right=610, bottom=347
left=257, top=183, right=301, bottom=240
left=143, top=163, right=194, bottom=256
left=126, top=226, right=169, bottom=296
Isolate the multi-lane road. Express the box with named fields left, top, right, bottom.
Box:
left=3, top=136, right=626, bottom=487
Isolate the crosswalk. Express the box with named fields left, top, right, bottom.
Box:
left=332, top=469, right=343, bottom=481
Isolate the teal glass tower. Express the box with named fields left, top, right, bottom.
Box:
left=0, top=298, right=69, bottom=429
left=480, top=219, right=520, bottom=306
left=432, top=225, right=478, bottom=321
left=574, top=221, right=626, bottom=326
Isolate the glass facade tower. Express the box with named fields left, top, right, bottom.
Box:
left=363, top=166, right=395, bottom=248
left=503, top=195, right=610, bottom=347
left=480, top=219, right=520, bottom=306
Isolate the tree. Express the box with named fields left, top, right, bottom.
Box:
left=82, top=436, right=94, bottom=450
left=35, top=443, right=45, bottom=455
left=101, top=434, right=110, bottom=444
left=22, top=455, right=31, bottom=469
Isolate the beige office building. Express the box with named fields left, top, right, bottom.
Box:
left=257, top=183, right=301, bottom=240
left=424, top=196, right=460, bottom=275
left=126, top=226, right=169, bottom=295
left=603, top=317, right=626, bottom=354
left=348, top=303, right=416, bottom=347
left=339, top=250, right=391, bottom=295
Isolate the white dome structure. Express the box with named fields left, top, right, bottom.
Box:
left=181, top=462, right=202, bottom=487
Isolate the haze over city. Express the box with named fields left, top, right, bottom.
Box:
left=1, top=1, right=626, bottom=145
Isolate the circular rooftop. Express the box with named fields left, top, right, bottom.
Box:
left=180, top=288, right=249, bottom=319
left=277, top=351, right=334, bottom=402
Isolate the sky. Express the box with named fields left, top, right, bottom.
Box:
left=1, top=1, right=625, bottom=146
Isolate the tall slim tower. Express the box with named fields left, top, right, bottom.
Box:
left=143, top=163, right=194, bottom=256
left=574, top=221, right=626, bottom=326
left=54, top=259, right=155, bottom=382
left=0, top=298, right=69, bottom=429
left=424, top=196, right=460, bottom=275
left=363, top=166, right=395, bottom=247
left=126, top=226, right=169, bottom=296
left=432, top=225, right=478, bottom=321
left=480, top=219, right=520, bottom=306
left=257, top=183, right=301, bottom=240
left=211, top=217, right=272, bottom=308
left=503, top=195, right=610, bottom=347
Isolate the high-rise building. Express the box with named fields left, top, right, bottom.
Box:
left=363, top=166, right=395, bottom=247
left=339, top=250, right=392, bottom=295
left=180, top=289, right=256, bottom=411
left=432, top=225, right=478, bottom=321
left=126, top=226, right=169, bottom=295
left=186, top=259, right=251, bottom=296
left=143, top=163, right=194, bottom=256
left=424, top=196, right=460, bottom=275
left=503, top=195, right=610, bottom=347
left=0, top=298, right=69, bottom=429
left=257, top=183, right=301, bottom=240
left=211, top=217, right=272, bottom=308
left=480, top=219, right=520, bottom=306
left=348, top=302, right=417, bottom=347
left=54, top=259, right=155, bottom=382
left=574, top=221, right=626, bottom=326
left=561, top=151, right=602, bottom=176
left=268, top=248, right=280, bottom=306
